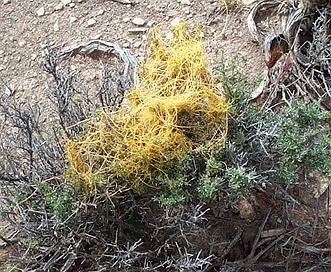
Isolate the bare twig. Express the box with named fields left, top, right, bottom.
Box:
left=247, top=208, right=271, bottom=260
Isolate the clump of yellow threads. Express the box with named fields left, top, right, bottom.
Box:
left=66, top=23, right=229, bottom=194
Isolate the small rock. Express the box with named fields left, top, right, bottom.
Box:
left=31, top=54, right=37, bottom=61
left=77, top=0, right=84, bottom=2
left=54, top=3, right=64, bottom=11
left=97, top=9, right=104, bottom=16
left=69, top=17, right=77, bottom=23
left=123, top=17, right=131, bottom=23
left=4, top=0, right=11, bottom=4
left=180, top=0, right=191, bottom=5
left=132, top=17, right=145, bottom=26
left=238, top=199, right=255, bottom=222
left=128, top=28, right=147, bottom=33
left=170, top=17, right=181, bottom=27
left=61, top=0, right=71, bottom=5
left=87, top=18, right=96, bottom=26
left=123, top=42, right=130, bottom=48
left=133, top=41, right=141, bottom=48
left=0, top=50, right=4, bottom=56
left=92, top=33, right=102, bottom=40
left=69, top=3, right=75, bottom=7
left=54, top=21, right=60, bottom=31
left=18, top=40, right=26, bottom=47
left=242, top=0, right=257, bottom=4
left=4, top=85, right=13, bottom=96
left=37, top=7, right=45, bottom=17
left=147, top=20, right=155, bottom=27
left=167, top=10, right=177, bottom=17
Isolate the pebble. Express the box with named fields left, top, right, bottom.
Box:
left=128, top=28, right=147, bottom=33
left=4, top=86, right=12, bottom=96
left=170, top=17, right=181, bottom=27
left=37, top=7, right=45, bottom=17
left=147, top=20, right=155, bottom=27
left=132, top=17, right=145, bottom=26
left=133, top=41, right=141, bottom=48
left=167, top=10, right=177, bottom=17
left=61, top=0, right=71, bottom=5
left=4, top=0, right=11, bottom=4
left=69, top=17, right=77, bottom=23
left=180, top=0, right=191, bottom=5
left=97, top=9, right=104, bottom=16
left=123, top=42, right=130, bottom=48
left=123, top=17, right=131, bottom=23
left=54, top=3, right=64, bottom=10
left=18, top=40, right=26, bottom=47
left=242, top=0, right=257, bottom=4
left=87, top=18, right=96, bottom=26
left=54, top=21, right=60, bottom=31
left=92, top=33, right=102, bottom=40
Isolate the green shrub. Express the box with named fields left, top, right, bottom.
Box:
left=264, top=99, right=331, bottom=183
left=34, top=180, right=76, bottom=221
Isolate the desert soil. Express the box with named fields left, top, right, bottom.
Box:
left=0, top=0, right=265, bottom=100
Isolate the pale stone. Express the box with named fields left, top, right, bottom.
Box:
left=128, top=28, right=147, bottom=33
left=123, top=17, right=131, bottom=23
left=133, top=41, right=141, bottom=48
left=4, top=0, right=11, bottom=4
left=167, top=10, right=177, bottom=17
left=180, top=0, right=191, bottom=5
left=87, top=18, right=96, bottom=26
left=132, top=17, right=145, bottom=26
left=92, top=33, right=102, bottom=40
left=54, top=3, right=64, bottom=11
left=54, top=21, right=60, bottom=31
left=242, top=0, right=257, bottom=4
left=61, top=0, right=71, bottom=5
left=170, top=17, right=181, bottom=27
left=18, top=40, right=26, bottom=47
left=123, top=42, right=130, bottom=48
left=69, top=17, right=77, bottom=23
left=97, top=9, right=104, bottom=15
left=70, top=65, right=78, bottom=71
left=147, top=20, right=155, bottom=27
left=37, top=7, right=45, bottom=17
